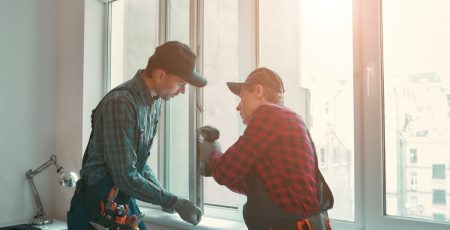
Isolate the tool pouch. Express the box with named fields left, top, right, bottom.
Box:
left=94, top=216, right=134, bottom=230
left=75, top=179, right=138, bottom=229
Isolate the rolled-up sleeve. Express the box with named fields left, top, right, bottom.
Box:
left=102, top=94, right=174, bottom=206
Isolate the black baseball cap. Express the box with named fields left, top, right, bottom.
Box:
left=147, top=41, right=207, bottom=87
left=227, top=67, right=285, bottom=96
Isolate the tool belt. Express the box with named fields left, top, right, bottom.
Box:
left=269, top=213, right=332, bottom=230
left=75, top=178, right=138, bottom=230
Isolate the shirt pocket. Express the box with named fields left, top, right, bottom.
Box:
left=136, top=128, right=145, bottom=155
left=135, top=107, right=147, bottom=155
left=135, top=128, right=147, bottom=171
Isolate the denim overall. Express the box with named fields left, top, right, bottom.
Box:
left=243, top=169, right=330, bottom=230
left=67, top=81, right=160, bottom=230
left=67, top=177, right=146, bottom=230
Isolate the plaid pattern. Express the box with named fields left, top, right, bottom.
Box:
left=209, top=104, right=320, bottom=217
left=80, top=70, right=174, bottom=206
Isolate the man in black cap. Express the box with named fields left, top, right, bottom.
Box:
left=67, top=41, right=206, bottom=229
left=199, top=67, right=332, bottom=230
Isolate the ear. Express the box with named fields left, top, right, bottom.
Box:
left=255, top=84, right=264, bottom=98
left=153, top=69, right=166, bottom=83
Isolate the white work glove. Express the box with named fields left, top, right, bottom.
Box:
left=199, top=140, right=222, bottom=164
left=198, top=140, right=221, bottom=177
left=198, top=125, right=221, bottom=176
left=163, top=197, right=203, bottom=225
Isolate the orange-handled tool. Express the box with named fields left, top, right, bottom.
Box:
left=106, top=186, right=118, bottom=209
left=104, top=186, right=119, bottom=219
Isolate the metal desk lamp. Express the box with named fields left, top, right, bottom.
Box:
left=25, top=154, right=79, bottom=225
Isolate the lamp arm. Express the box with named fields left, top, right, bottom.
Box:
left=25, top=155, right=60, bottom=218
left=27, top=175, right=45, bottom=217
left=26, top=155, right=60, bottom=178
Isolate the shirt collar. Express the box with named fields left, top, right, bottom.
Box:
left=134, top=70, right=158, bottom=105
left=150, top=90, right=159, bottom=100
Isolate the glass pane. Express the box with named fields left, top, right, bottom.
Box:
left=259, top=0, right=355, bottom=221
left=168, top=0, right=189, bottom=43
left=432, top=164, right=446, bottom=179
left=110, top=0, right=159, bottom=88
left=203, top=0, right=242, bottom=209
left=433, top=213, right=447, bottom=221
left=383, top=0, right=450, bottom=222
left=166, top=0, right=190, bottom=200
left=110, top=0, right=159, bottom=178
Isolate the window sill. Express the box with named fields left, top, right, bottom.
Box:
left=140, top=207, right=247, bottom=230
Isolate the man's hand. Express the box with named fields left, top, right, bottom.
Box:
left=173, top=197, right=203, bottom=225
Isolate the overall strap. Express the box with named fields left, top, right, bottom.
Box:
left=77, top=86, right=136, bottom=215
left=82, top=86, right=133, bottom=167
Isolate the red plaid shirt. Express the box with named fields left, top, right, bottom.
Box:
left=209, top=104, right=320, bottom=217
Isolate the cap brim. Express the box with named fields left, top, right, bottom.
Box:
left=227, top=82, right=245, bottom=96
left=184, top=71, right=207, bottom=87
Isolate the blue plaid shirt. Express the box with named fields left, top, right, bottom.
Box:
left=80, top=70, right=174, bottom=207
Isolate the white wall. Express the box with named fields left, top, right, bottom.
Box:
left=0, top=1, right=184, bottom=229
left=50, top=0, right=107, bottom=221
left=0, top=0, right=56, bottom=225
left=50, top=0, right=86, bottom=220
left=0, top=0, right=89, bottom=224
left=50, top=1, right=186, bottom=228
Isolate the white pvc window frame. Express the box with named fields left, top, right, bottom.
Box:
left=194, top=0, right=258, bottom=222
left=361, top=0, right=450, bottom=229
left=101, top=0, right=450, bottom=229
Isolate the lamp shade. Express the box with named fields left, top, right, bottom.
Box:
left=58, top=170, right=79, bottom=187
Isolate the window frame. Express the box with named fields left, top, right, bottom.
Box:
left=104, top=0, right=166, bottom=210
left=101, top=0, right=450, bottom=229
left=195, top=0, right=257, bottom=221
left=362, top=0, right=450, bottom=229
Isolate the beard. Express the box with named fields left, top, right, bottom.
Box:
left=160, top=95, right=171, bottom=100
left=154, top=84, right=182, bottom=100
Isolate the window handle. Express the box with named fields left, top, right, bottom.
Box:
left=365, top=63, right=375, bottom=96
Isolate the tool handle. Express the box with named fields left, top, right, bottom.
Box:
left=105, top=186, right=118, bottom=213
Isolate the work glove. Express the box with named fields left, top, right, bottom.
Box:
left=198, top=125, right=221, bottom=176
left=198, top=125, right=220, bottom=142
left=163, top=197, right=203, bottom=225
left=199, top=140, right=222, bottom=164
left=198, top=139, right=221, bottom=177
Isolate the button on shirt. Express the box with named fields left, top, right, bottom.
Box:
left=208, top=104, right=320, bottom=217
left=80, top=70, right=174, bottom=206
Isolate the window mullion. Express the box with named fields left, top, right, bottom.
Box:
left=194, top=0, right=205, bottom=212
left=158, top=0, right=169, bottom=191
left=352, top=0, right=366, bottom=229
left=360, top=0, right=385, bottom=228
left=189, top=0, right=200, bottom=208
left=105, top=2, right=113, bottom=93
